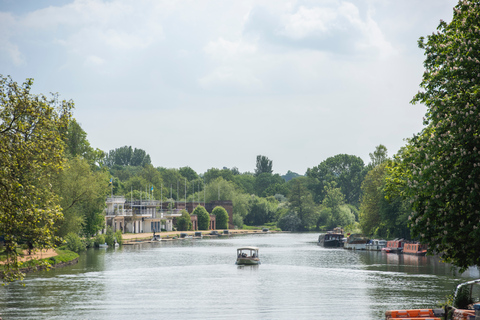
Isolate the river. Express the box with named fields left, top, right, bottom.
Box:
left=1, top=232, right=478, bottom=320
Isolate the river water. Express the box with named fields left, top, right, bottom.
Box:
left=1, top=232, right=479, bottom=320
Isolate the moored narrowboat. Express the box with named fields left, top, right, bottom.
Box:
left=366, top=239, right=387, bottom=251
left=318, top=231, right=344, bottom=248
left=344, top=234, right=369, bottom=250
left=382, top=239, right=404, bottom=254
left=403, top=242, right=427, bottom=256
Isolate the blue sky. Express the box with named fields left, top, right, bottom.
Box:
left=0, top=0, right=456, bottom=175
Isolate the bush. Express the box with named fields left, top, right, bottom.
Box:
left=176, top=209, right=193, bottom=231
left=84, top=237, right=95, bottom=248
left=193, top=206, right=210, bottom=230
left=94, top=234, right=105, bottom=247
left=105, top=226, right=115, bottom=247
left=212, top=206, right=229, bottom=229
left=277, top=212, right=301, bottom=231
left=65, top=233, right=86, bottom=253
left=114, top=230, right=123, bottom=245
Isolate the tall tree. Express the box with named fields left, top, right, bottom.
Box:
left=53, top=156, right=109, bottom=237
left=0, top=76, right=72, bottom=282
left=367, top=144, right=388, bottom=170
left=255, top=155, right=273, bottom=176
left=359, top=163, right=387, bottom=236
left=63, top=119, right=105, bottom=166
left=288, top=178, right=317, bottom=230
left=103, top=146, right=151, bottom=167
left=179, top=166, right=199, bottom=181
left=392, top=0, right=480, bottom=271
left=306, top=154, right=366, bottom=206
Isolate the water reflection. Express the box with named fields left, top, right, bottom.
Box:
left=0, top=233, right=478, bottom=320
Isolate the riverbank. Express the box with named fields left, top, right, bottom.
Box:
left=0, top=248, right=79, bottom=278
left=122, top=229, right=276, bottom=244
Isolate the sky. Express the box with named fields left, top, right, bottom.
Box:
left=0, top=0, right=457, bottom=175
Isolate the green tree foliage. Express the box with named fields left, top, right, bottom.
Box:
left=176, top=209, right=193, bottom=231
left=277, top=212, right=302, bottom=231
left=103, top=146, right=151, bottom=167
left=204, top=178, right=237, bottom=202
left=393, top=1, right=480, bottom=270
left=306, top=154, right=366, bottom=206
left=361, top=161, right=411, bottom=239
left=360, top=163, right=387, bottom=236
left=157, top=167, right=184, bottom=200
left=64, top=119, right=105, bottom=166
left=282, top=170, right=302, bottom=182
left=114, top=230, right=123, bottom=245
left=54, top=156, right=109, bottom=237
left=64, top=232, right=86, bottom=253
left=232, top=213, right=244, bottom=228
left=178, top=166, right=199, bottom=181
left=232, top=173, right=255, bottom=194
left=320, top=182, right=355, bottom=229
left=204, top=168, right=234, bottom=184
left=288, top=178, right=318, bottom=230
left=254, top=172, right=285, bottom=197
left=244, top=196, right=278, bottom=226
left=193, top=206, right=210, bottom=230
left=0, top=76, right=72, bottom=282
left=212, top=206, right=229, bottom=229
left=367, top=144, right=389, bottom=170
left=255, top=155, right=273, bottom=176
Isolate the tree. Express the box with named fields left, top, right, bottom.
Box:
left=0, top=76, right=72, bottom=282
left=288, top=178, right=318, bottom=230
left=176, top=209, right=192, bottom=231
left=282, top=170, right=302, bottom=182
left=394, top=0, right=480, bottom=270
left=204, top=168, right=234, bottom=184
left=277, top=212, right=302, bottom=231
left=306, top=154, right=366, bottom=206
left=360, top=163, right=387, bottom=236
left=204, top=178, right=237, bottom=202
left=212, top=206, right=229, bottom=229
left=179, top=166, right=199, bottom=181
left=254, top=172, right=285, bottom=197
left=157, top=167, right=183, bottom=200
left=193, top=206, right=210, bottom=230
left=321, top=182, right=355, bottom=229
left=367, top=144, right=388, bottom=170
left=255, top=155, right=273, bottom=176
left=53, top=156, right=109, bottom=237
left=232, top=173, right=255, bottom=194
left=244, top=196, right=277, bottom=226
left=63, top=119, right=104, bottom=167
left=103, top=146, right=151, bottom=167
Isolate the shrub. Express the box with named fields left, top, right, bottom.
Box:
left=114, top=230, right=123, bottom=245
left=212, top=206, right=229, bottom=229
left=94, top=234, right=105, bottom=247
left=193, top=206, right=210, bottom=230
left=65, top=233, right=86, bottom=253
left=105, top=226, right=115, bottom=247
left=176, top=210, right=192, bottom=231
left=277, top=212, right=301, bottom=231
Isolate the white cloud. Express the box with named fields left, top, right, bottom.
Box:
left=0, top=12, right=24, bottom=66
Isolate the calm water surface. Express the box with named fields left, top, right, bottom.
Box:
left=1, top=233, right=479, bottom=320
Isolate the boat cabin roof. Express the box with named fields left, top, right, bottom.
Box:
left=237, top=246, right=259, bottom=251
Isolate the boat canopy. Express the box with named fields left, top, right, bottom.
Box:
left=237, top=246, right=259, bottom=251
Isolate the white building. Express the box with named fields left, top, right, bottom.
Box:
left=105, top=196, right=181, bottom=234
